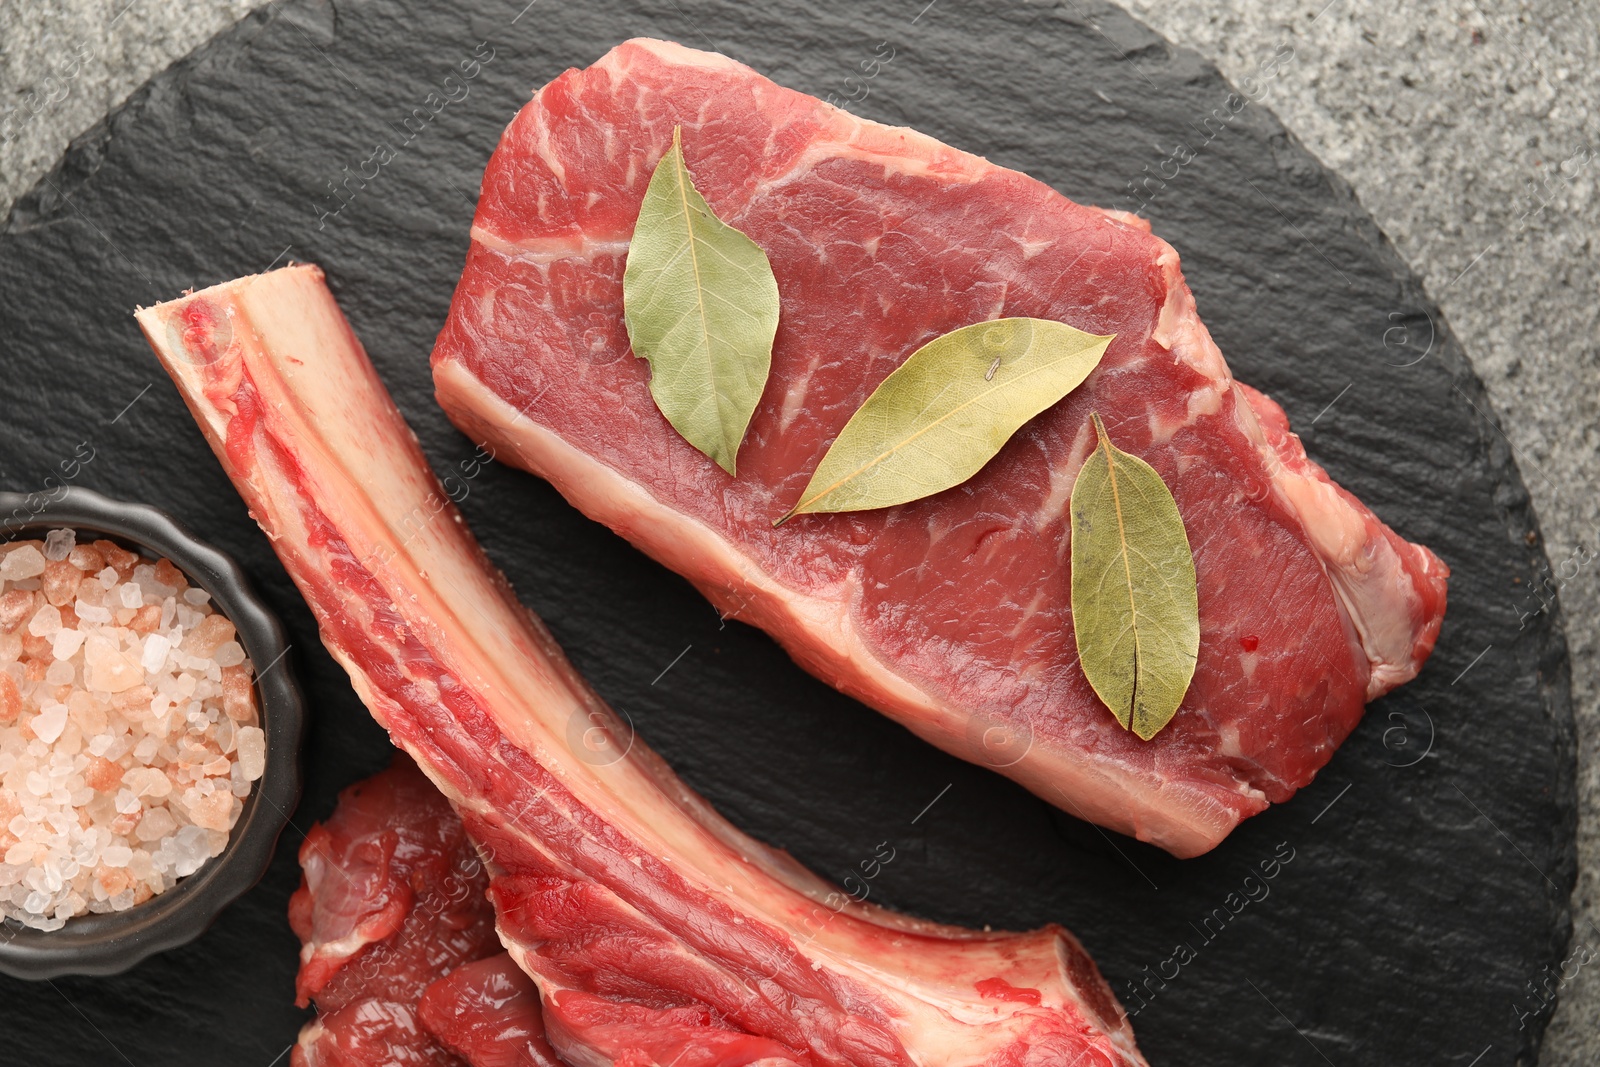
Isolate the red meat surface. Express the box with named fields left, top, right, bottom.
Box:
left=288, top=754, right=497, bottom=1009
left=141, top=263, right=1148, bottom=1067
left=288, top=754, right=501, bottom=1067
left=420, top=954, right=563, bottom=1067
left=288, top=756, right=559, bottom=1067
left=430, top=39, right=1449, bottom=857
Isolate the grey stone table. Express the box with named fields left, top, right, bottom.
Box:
left=3, top=0, right=1596, bottom=1061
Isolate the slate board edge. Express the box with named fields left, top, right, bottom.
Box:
left=0, top=0, right=1578, bottom=1060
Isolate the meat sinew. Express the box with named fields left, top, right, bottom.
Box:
left=430, top=38, right=1449, bottom=857
left=138, top=265, right=1149, bottom=1067
left=288, top=753, right=559, bottom=1067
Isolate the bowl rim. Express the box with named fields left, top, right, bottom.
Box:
left=0, top=485, right=304, bottom=979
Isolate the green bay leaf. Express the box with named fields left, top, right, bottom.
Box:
left=779, top=317, right=1114, bottom=522
left=1069, top=413, right=1199, bottom=741
left=623, top=126, right=780, bottom=475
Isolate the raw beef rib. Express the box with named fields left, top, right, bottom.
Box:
left=139, top=265, right=1148, bottom=1067
left=430, top=38, right=1449, bottom=857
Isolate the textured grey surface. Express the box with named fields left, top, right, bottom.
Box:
left=1, top=0, right=1595, bottom=1060
left=0, top=0, right=258, bottom=205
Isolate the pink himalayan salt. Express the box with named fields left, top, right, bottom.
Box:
left=0, top=533, right=264, bottom=931
left=66, top=544, right=104, bottom=574
left=84, top=755, right=122, bottom=793
left=40, top=560, right=79, bottom=608
left=0, top=674, right=19, bottom=725
left=26, top=605, right=60, bottom=638
left=185, top=614, right=235, bottom=658
left=183, top=790, right=234, bottom=832
left=0, top=545, right=46, bottom=581
left=92, top=540, right=138, bottom=580
left=84, top=635, right=144, bottom=693
left=0, top=589, right=33, bottom=632
left=135, top=808, right=177, bottom=841
left=221, top=667, right=255, bottom=723
left=122, top=767, right=173, bottom=799
left=236, top=727, right=266, bottom=781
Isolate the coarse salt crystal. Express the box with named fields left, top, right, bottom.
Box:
left=123, top=767, right=171, bottom=799
left=100, top=845, right=132, bottom=868
left=140, top=634, right=171, bottom=674
left=31, top=705, right=68, bottom=744
left=182, top=588, right=211, bottom=606
left=96, top=567, right=119, bottom=589
left=1, top=545, right=47, bottom=581
left=135, top=807, right=176, bottom=841
left=117, top=583, right=143, bottom=610
left=73, top=601, right=112, bottom=624
left=186, top=790, right=232, bottom=831
left=84, top=635, right=144, bottom=693
left=236, top=727, right=265, bottom=781
left=171, top=825, right=209, bottom=877
left=43, top=529, right=75, bottom=561
left=132, top=564, right=166, bottom=596
left=52, top=628, right=87, bottom=661
left=27, top=604, right=62, bottom=637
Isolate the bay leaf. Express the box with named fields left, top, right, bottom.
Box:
left=1069, top=413, right=1199, bottom=741
left=623, top=126, right=780, bottom=475
left=778, top=317, right=1113, bottom=522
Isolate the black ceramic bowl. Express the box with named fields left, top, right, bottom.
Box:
left=0, top=487, right=303, bottom=979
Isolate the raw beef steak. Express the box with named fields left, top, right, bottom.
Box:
left=431, top=38, right=1449, bottom=857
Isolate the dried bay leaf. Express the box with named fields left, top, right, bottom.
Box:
left=779, top=317, right=1113, bottom=521
left=1070, top=413, right=1199, bottom=740
left=623, top=126, right=780, bottom=475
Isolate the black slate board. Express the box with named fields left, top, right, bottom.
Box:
left=0, top=1, right=1576, bottom=1064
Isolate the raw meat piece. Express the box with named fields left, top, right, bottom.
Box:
left=289, top=754, right=497, bottom=1008
left=420, top=955, right=564, bottom=1067
left=288, top=754, right=504, bottom=1067
left=139, top=265, right=1148, bottom=1067
left=429, top=38, right=1449, bottom=857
